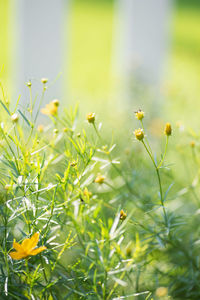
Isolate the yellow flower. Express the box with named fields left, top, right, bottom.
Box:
left=70, top=160, right=77, bottom=167
left=37, top=124, right=44, bottom=133
left=135, top=109, right=144, bottom=120
left=41, top=78, right=48, bottom=84
left=52, top=99, right=60, bottom=107
left=53, top=128, right=59, bottom=134
left=164, top=123, right=172, bottom=136
left=155, top=287, right=168, bottom=297
left=41, top=101, right=58, bottom=116
left=190, top=141, right=195, bottom=148
left=83, top=188, right=92, bottom=198
left=134, top=128, right=144, bottom=141
left=11, top=113, right=19, bottom=123
left=126, top=245, right=132, bottom=257
left=26, top=81, right=32, bottom=87
left=9, top=233, right=46, bottom=260
left=120, top=209, right=127, bottom=221
left=87, top=112, right=95, bottom=123
left=94, top=174, right=105, bottom=184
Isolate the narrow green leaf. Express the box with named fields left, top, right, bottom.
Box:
left=0, top=99, right=11, bottom=115
left=18, top=109, right=32, bottom=127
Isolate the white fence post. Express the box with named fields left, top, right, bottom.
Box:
left=113, top=0, right=171, bottom=86
left=10, top=0, right=66, bottom=108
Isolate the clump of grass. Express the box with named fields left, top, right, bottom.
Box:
left=0, top=80, right=199, bottom=299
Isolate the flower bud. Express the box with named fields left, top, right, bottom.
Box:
left=164, top=123, right=172, bottom=136
left=87, top=112, right=95, bottom=123
left=135, top=109, right=144, bottom=120
left=37, top=125, right=44, bottom=133
left=190, top=141, right=195, bottom=148
left=134, top=128, right=144, bottom=141
left=5, top=184, right=11, bottom=191
left=94, top=174, right=105, bottom=184
left=11, top=113, right=19, bottom=123
left=52, top=99, right=59, bottom=107
left=126, top=246, right=132, bottom=257
left=41, top=78, right=48, bottom=84
left=26, top=81, right=32, bottom=87
left=70, top=161, right=77, bottom=167
left=120, top=210, right=127, bottom=221
left=83, top=188, right=92, bottom=198
left=155, top=287, right=168, bottom=297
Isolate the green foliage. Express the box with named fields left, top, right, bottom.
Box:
left=0, top=82, right=200, bottom=299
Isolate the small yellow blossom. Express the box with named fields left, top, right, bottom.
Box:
left=87, top=112, right=95, bottom=123
left=52, top=99, right=59, bottom=107
left=37, top=124, right=44, bottom=133
left=26, top=81, right=32, bottom=87
left=11, top=113, right=19, bottom=123
left=134, top=128, right=144, bottom=141
left=135, top=109, right=144, bottom=120
left=70, top=161, right=77, bottom=167
left=41, top=101, right=58, bottom=116
left=126, top=246, right=132, bottom=257
left=190, top=141, right=195, bottom=148
left=120, top=209, right=127, bottom=221
left=155, top=287, right=168, bottom=297
left=41, top=78, right=48, bottom=84
left=5, top=184, right=11, bottom=191
left=10, top=233, right=46, bottom=260
left=164, top=123, right=172, bottom=136
left=83, top=188, right=92, bottom=198
left=53, top=128, right=58, bottom=134
left=94, top=174, right=105, bottom=184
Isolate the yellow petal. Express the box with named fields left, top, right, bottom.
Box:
left=41, top=107, right=49, bottom=115
left=10, top=251, right=27, bottom=260
left=21, top=238, right=31, bottom=251
left=13, top=241, right=22, bottom=251
left=30, top=246, right=47, bottom=256
left=29, top=233, right=39, bottom=250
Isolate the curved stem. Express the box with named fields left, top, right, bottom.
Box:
left=157, top=136, right=169, bottom=169
left=140, top=120, right=153, bottom=154
left=142, top=140, right=168, bottom=227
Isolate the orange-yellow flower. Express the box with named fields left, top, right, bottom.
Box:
left=134, top=128, right=144, bottom=141
left=120, top=209, right=127, bottom=221
left=164, top=123, right=172, bottom=136
left=41, top=101, right=58, bottom=116
left=94, top=174, right=105, bottom=184
left=86, top=112, right=95, bottom=123
left=10, top=233, right=46, bottom=260
left=155, top=287, right=168, bottom=297
left=37, top=124, right=44, bottom=133
left=135, top=109, right=144, bottom=120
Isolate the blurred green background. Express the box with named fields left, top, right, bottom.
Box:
left=0, top=0, right=200, bottom=127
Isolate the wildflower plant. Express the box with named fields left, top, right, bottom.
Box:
left=0, top=77, right=199, bottom=299
left=0, top=81, right=142, bottom=299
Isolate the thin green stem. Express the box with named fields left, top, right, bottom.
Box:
left=140, top=120, right=153, bottom=154
left=34, top=87, right=46, bottom=123
left=157, top=136, right=169, bottom=169
left=142, top=140, right=168, bottom=227
left=29, top=86, right=33, bottom=119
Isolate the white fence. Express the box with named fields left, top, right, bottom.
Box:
left=8, top=0, right=171, bottom=104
